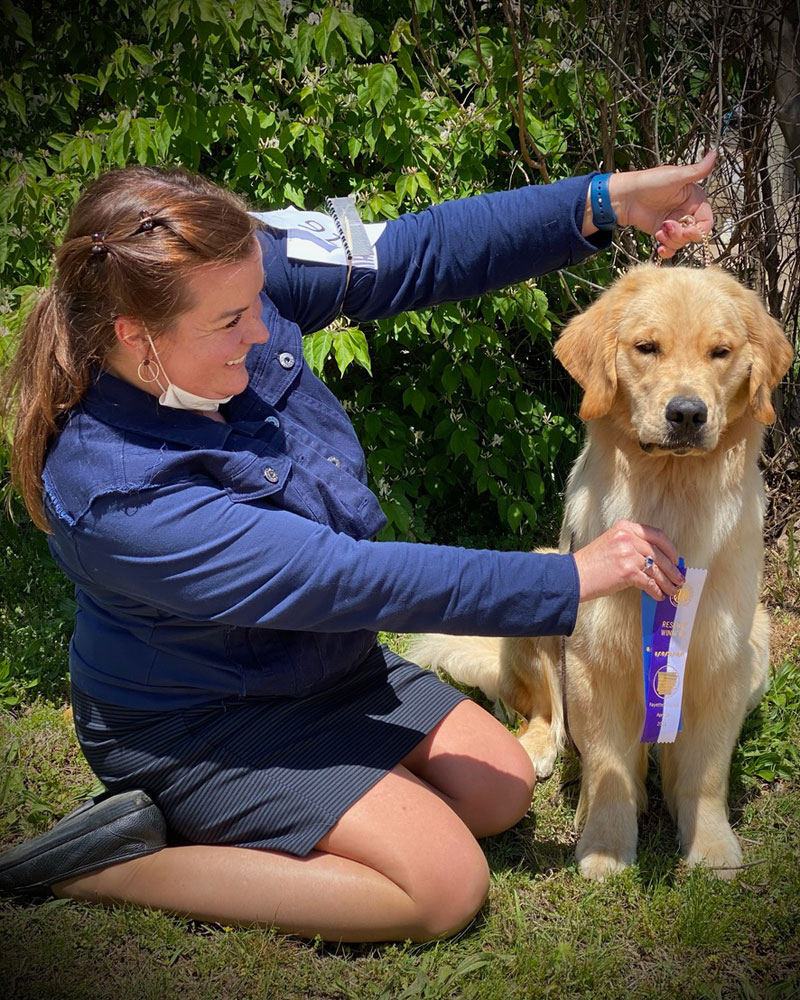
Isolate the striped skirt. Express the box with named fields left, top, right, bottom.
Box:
left=71, top=643, right=465, bottom=856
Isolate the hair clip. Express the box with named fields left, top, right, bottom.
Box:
left=138, top=210, right=155, bottom=232
left=90, top=233, right=108, bottom=256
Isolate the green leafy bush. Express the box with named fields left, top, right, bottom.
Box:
left=735, top=658, right=800, bottom=784
left=0, top=496, right=75, bottom=702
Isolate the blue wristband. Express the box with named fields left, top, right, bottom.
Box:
left=590, top=173, right=617, bottom=230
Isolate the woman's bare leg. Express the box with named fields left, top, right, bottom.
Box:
left=53, top=701, right=533, bottom=941
left=53, top=765, right=488, bottom=941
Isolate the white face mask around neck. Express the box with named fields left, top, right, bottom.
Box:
left=144, top=334, right=233, bottom=412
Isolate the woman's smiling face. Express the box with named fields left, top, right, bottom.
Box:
left=147, top=236, right=269, bottom=400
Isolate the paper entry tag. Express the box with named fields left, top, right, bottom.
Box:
left=249, top=207, right=386, bottom=270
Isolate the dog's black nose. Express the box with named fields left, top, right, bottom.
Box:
left=665, top=396, right=708, bottom=430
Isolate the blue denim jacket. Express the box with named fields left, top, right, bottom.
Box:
left=43, top=177, right=607, bottom=709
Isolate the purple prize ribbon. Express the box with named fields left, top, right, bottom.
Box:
left=641, top=557, right=685, bottom=743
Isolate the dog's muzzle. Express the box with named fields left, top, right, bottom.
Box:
left=640, top=395, right=710, bottom=454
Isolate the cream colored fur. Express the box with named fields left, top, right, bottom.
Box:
left=410, top=265, right=793, bottom=881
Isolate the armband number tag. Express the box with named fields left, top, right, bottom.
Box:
left=249, top=208, right=385, bottom=270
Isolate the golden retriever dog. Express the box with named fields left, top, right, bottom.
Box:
left=412, top=265, right=793, bottom=881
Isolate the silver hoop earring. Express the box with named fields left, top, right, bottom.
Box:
left=137, top=357, right=161, bottom=384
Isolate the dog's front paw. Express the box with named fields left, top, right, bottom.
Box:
left=576, top=829, right=636, bottom=881
left=518, top=719, right=558, bottom=779
left=684, top=827, right=743, bottom=880
left=577, top=848, right=632, bottom=881
left=529, top=746, right=558, bottom=780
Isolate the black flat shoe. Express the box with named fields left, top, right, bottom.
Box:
left=0, top=789, right=167, bottom=895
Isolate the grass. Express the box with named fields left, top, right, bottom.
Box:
left=1, top=510, right=799, bottom=999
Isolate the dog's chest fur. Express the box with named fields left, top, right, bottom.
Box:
left=562, top=419, right=765, bottom=680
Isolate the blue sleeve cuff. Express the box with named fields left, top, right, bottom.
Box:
left=562, top=552, right=581, bottom=635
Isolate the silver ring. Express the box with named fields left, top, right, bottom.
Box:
left=644, top=555, right=655, bottom=572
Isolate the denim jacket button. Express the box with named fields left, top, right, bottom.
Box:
left=263, top=466, right=279, bottom=483
left=326, top=455, right=342, bottom=467
left=265, top=416, right=280, bottom=427
left=278, top=352, right=295, bottom=369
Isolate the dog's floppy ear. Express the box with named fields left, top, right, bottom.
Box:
left=736, top=288, right=794, bottom=424
left=554, top=297, right=618, bottom=420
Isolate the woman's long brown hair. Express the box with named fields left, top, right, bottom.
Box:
left=1, top=166, right=256, bottom=531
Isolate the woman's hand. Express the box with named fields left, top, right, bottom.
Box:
left=572, top=520, right=685, bottom=603
left=584, top=150, right=717, bottom=259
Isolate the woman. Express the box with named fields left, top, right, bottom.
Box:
left=0, top=154, right=713, bottom=941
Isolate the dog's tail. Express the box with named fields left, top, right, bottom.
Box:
left=406, top=633, right=503, bottom=702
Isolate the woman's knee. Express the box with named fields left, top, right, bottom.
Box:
left=466, top=734, right=536, bottom=836
left=410, top=839, right=489, bottom=941
left=498, top=736, right=537, bottom=823
left=407, top=701, right=536, bottom=836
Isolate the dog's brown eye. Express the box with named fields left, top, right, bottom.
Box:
left=635, top=342, right=659, bottom=355
left=711, top=346, right=731, bottom=359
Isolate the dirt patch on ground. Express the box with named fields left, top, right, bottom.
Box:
left=763, top=543, right=800, bottom=663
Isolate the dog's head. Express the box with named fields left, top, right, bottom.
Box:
left=554, top=265, right=794, bottom=455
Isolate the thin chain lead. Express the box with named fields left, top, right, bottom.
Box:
left=654, top=214, right=711, bottom=268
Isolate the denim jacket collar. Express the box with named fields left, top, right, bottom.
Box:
left=81, top=289, right=303, bottom=448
